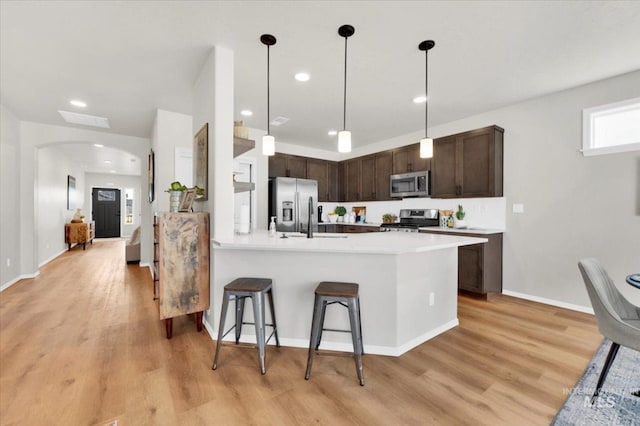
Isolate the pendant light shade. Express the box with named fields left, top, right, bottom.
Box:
left=261, top=34, right=277, bottom=156
left=418, top=40, right=435, bottom=159
left=338, top=25, right=355, bottom=153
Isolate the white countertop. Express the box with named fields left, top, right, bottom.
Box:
left=418, top=227, right=504, bottom=235
left=213, top=230, right=487, bottom=255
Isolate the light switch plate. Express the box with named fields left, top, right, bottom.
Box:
left=512, top=203, right=524, bottom=214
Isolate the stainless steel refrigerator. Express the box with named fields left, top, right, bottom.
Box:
left=270, top=177, right=318, bottom=233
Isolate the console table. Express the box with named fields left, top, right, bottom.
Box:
left=65, top=221, right=95, bottom=250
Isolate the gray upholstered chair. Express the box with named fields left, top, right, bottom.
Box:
left=578, top=258, right=640, bottom=402
left=125, top=226, right=141, bottom=263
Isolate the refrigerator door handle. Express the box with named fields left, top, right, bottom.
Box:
left=295, top=191, right=299, bottom=233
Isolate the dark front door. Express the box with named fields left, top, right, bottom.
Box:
left=92, top=188, right=121, bottom=238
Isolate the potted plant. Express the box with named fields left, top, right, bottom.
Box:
left=165, top=181, right=187, bottom=212
left=382, top=213, right=397, bottom=224
left=454, top=204, right=467, bottom=229
left=334, top=206, right=347, bottom=222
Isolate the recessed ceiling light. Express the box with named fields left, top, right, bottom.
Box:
left=295, top=72, right=310, bottom=82
left=328, top=130, right=338, bottom=136
left=94, top=143, right=104, bottom=148
left=70, top=100, right=87, bottom=108
left=59, top=110, right=110, bottom=128
left=103, top=160, right=112, bottom=164
left=240, top=110, right=253, bottom=116
left=413, top=95, right=427, bottom=104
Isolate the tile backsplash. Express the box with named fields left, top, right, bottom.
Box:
left=319, top=197, right=506, bottom=230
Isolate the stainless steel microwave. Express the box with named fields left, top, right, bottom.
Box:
left=390, top=170, right=430, bottom=198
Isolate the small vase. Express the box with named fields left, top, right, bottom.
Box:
left=454, top=218, right=467, bottom=229
left=169, top=191, right=182, bottom=212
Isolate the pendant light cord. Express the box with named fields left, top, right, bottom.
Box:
left=267, top=44, right=271, bottom=136
left=343, top=36, right=348, bottom=131
left=425, top=48, right=428, bottom=139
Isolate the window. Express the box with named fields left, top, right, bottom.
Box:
left=125, top=188, right=134, bottom=224
left=582, top=97, right=640, bottom=156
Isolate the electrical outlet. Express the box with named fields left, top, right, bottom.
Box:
left=429, top=292, right=435, bottom=306
left=512, top=203, right=524, bottom=214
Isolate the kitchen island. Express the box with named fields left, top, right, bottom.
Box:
left=209, top=231, right=487, bottom=356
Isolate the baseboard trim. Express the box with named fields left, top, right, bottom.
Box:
left=202, top=315, right=459, bottom=357
left=502, top=290, right=594, bottom=314
left=1, top=271, right=40, bottom=292
left=38, top=249, right=67, bottom=268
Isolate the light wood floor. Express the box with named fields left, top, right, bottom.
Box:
left=0, top=240, right=602, bottom=425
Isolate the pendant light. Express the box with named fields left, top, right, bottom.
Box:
left=418, top=40, right=435, bottom=158
left=261, top=34, right=277, bottom=156
left=338, top=25, right=355, bottom=153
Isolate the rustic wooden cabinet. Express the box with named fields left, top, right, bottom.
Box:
left=157, top=212, right=210, bottom=338
left=392, top=143, right=430, bottom=174
left=64, top=221, right=95, bottom=251
left=420, top=229, right=503, bottom=296
left=431, top=125, right=504, bottom=198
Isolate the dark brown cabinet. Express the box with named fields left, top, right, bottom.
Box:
left=392, top=143, right=430, bottom=174
left=306, top=158, right=329, bottom=202
left=360, top=155, right=376, bottom=201
left=344, top=158, right=361, bottom=201
left=328, top=161, right=342, bottom=202
left=419, top=230, right=503, bottom=296
left=375, top=151, right=393, bottom=201
left=431, top=125, right=504, bottom=198
left=341, top=224, right=379, bottom=233
left=268, top=153, right=307, bottom=179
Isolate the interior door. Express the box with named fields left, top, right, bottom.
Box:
left=93, top=188, right=121, bottom=238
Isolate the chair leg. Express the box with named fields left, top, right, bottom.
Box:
left=212, top=291, right=231, bottom=370
left=591, top=342, right=620, bottom=403
left=305, top=295, right=323, bottom=380
left=315, top=299, right=328, bottom=350
left=348, top=298, right=365, bottom=386
left=267, top=289, right=280, bottom=347
left=252, top=292, right=267, bottom=374
left=235, top=296, right=246, bottom=344
left=356, top=296, right=364, bottom=355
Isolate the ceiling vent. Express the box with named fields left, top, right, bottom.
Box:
left=59, top=110, right=110, bottom=128
left=270, top=116, right=290, bottom=127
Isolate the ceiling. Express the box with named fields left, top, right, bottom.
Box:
left=2, top=1, right=640, bottom=164
left=50, top=144, right=142, bottom=176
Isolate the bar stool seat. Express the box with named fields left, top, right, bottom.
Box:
left=212, top=277, right=279, bottom=374
left=305, top=281, right=364, bottom=386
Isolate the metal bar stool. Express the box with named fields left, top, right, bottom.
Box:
left=305, top=281, right=364, bottom=386
left=212, top=277, right=279, bottom=374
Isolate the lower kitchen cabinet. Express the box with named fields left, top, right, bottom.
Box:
left=341, top=224, right=380, bottom=233
left=420, top=230, right=502, bottom=296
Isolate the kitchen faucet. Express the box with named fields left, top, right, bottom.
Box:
left=307, top=196, right=313, bottom=239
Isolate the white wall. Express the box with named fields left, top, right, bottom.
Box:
left=85, top=172, right=143, bottom=238
left=36, top=146, right=85, bottom=264
left=0, top=105, right=21, bottom=289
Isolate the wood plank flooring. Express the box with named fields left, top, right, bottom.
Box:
left=0, top=240, right=602, bottom=425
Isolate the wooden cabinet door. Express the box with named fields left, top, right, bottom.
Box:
left=392, top=147, right=409, bottom=174
left=328, top=161, right=342, bottom=201
left=344, top=158, right=361, bottom=201
left=268, top=155, right=287, bottom=178
left=458, top=244, right=484, bottom=292
left=407, top=143, right=430, bottom=172
left=460, top=130, right=493, bottom=198
left=360, top=155, right=376, bottom=201
left=307, top=158, right=329, bottom=202
left=431, top=135, right=459, bottom=198
left=375, top=151, right=393, bottom=201
left=287, top=156, right=307, bottom=179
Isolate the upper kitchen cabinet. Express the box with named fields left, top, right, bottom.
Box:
left=374, top=151, right=393, bottom=201
left=268, top=153, right=307, bottom=179
left=328, top=161, right=342, bottom=202
left=306, top=158, right=330, bottom=202
left=431, top=125, right=504, bottom=198
left=343, top=158, right=361, bottom=201
left=393, top=143, right=430, bottom=174
left=360, top=155, right=376, bottom=201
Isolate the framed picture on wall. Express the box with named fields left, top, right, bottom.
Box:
left=193, top=123, right=208, bottom=201
left=67, top=175, right=76, bottom=210
left=148, top=149, right=155, bottom=203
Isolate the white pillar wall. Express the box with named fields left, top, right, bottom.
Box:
left=192, top=46, right=235, bottom=240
